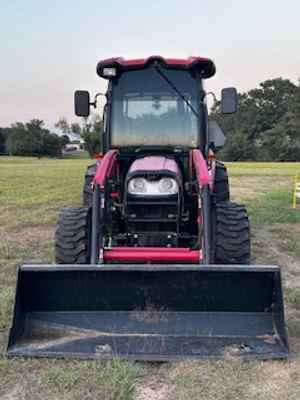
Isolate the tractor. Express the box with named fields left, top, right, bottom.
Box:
left=7, top=56, right=288, bottom=360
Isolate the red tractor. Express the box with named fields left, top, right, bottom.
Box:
left=7, top=56, right=288, bottom=360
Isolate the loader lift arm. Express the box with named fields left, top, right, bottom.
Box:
left=91, top=149, right=119, bottom=263
left=90, top=149, right=212, bottom=264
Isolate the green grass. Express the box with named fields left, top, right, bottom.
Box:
left=226, top=161, right=300, bottom=176
left=39, top=359, right=141, bottom=400
left=0, top=156, right=300, bottom=399
left=0, top=287, right=13, bottom=332
left=247, top=190, right=300, bottom=224
left=226, top=161, right=300, bottom=224
left=0, top=156, right=91, bottom=229
left=0, top=358, right=141, bottom=400
left=62, top=150, right=90, bottom=159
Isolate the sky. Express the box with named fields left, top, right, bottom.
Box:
left=1, top=0, right=300, bottom=130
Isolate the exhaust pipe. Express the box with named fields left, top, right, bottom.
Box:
left=7, top=264, right=289, bottom=360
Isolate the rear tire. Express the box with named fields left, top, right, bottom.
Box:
left=83, top=164, right=97, bottom=207
left=212, top=202, right=250, bottom=264
left=55, top=207, right=91, bottom=264
left=214, top=161, right=230, bottom=202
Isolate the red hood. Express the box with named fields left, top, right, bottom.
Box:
left=128, top=156, right=181, bottom=178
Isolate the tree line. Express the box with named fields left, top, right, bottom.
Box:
left=0, top=77, right=299, bottom=161
left=212, top=77, right=300, bottom=161
left=0, top=120, right=69, bottom=157
left=0, top=116, right=102, bottom=158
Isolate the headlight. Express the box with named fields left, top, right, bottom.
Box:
left=102, top=67, right=117, bottom=77
left=128, top=177, right=178, bottom=195
left=158, top=178, right=178, bottom=194
left=128, top=178, right=147, bottom=194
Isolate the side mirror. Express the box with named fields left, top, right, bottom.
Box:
left=74, top=90, right=90, bottom=117
left=221, top=87, right=237, bottom=114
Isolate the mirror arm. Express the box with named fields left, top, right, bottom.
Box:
left=203, top=91, right=217, bottom=103
left=200, top=91, right=217, bottom=104
left=90, top=92, right=105, bottom=109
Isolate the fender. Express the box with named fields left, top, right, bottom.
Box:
left=93, top=149, right=118, bottom=190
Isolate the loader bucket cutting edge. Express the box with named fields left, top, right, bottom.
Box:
left=7, top=265, right=289, bottom=360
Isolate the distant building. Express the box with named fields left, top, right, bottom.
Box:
left=62, top=142, right=84, bottom=154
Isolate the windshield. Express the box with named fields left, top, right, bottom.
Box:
left=110, top=67, right=199, bottom=147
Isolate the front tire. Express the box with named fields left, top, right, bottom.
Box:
left=55, top=207, right=91, bottom=264
left=214, top=161, right=230, bottom=202
left=212, top=201, right=251, bottom=264
left=83, top=164, right=97, bottom=207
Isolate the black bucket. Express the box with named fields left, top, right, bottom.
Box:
left=7, top=264, right=289, bottom=360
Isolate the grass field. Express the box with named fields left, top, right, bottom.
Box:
left=0, top=157, right=300, bottom=400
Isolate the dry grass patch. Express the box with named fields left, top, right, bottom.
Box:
left=169, top=359, right=298, bottom=400
left=0, top=225, right=54, bottom=262
left=230, top=176, right=291, bottom=203
left=251, top=224, right=300, bottom=345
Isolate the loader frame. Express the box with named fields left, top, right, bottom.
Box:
left=90, top=149, right=212, bottom=264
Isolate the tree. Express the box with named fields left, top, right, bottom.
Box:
left=55, top=114, right=103, bottom=157
left=60, top=134, right=70, bottom=147
left=0, top=128, right=7, bottom=154
left=70, top=123, right=82, bottom=135
left=80, top=115, right=102, bottom=157
left=211, top=77, right=300, bottom=161
left=55, top=118, right=82, bottom=138
left=247, top=78, right=297, bottom=133
left=55, top=117, right=72, bottom=135
left=260, top=84, right=300, bottom=161
left=222, top=129, right=257, bottom=161
left=6, top=120, right=65, bottom=157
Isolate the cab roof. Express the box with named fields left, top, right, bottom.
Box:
left=96, top=55, right=216, bottom=79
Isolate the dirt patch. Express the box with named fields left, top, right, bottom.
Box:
left=252, top=224, right=300, bottom=347
left=3, top=225, right=54, bottom=246
left=252, top=224, right=300, bottom=289
left=169, top=359, right=297, bottom=400
left=0, top=225, right=54, bottom=262
left=136, top=374, right=170, bottom=400
left=247, top=361, right=293, bottom=400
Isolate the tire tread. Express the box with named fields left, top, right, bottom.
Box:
left=55, top=207, right=91, bottom=264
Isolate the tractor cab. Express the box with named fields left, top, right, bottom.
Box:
left=75, top=56, right=235, bottom=153
left=109, top=66, right=199, bottom=149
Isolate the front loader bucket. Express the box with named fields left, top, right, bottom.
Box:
left=7, top=265, right=289, bottom=360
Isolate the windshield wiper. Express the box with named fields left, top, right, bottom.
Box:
left=154, top=66, right=199, bottom=117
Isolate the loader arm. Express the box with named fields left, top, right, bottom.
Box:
left=91, top=149, right=119, bottom=264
